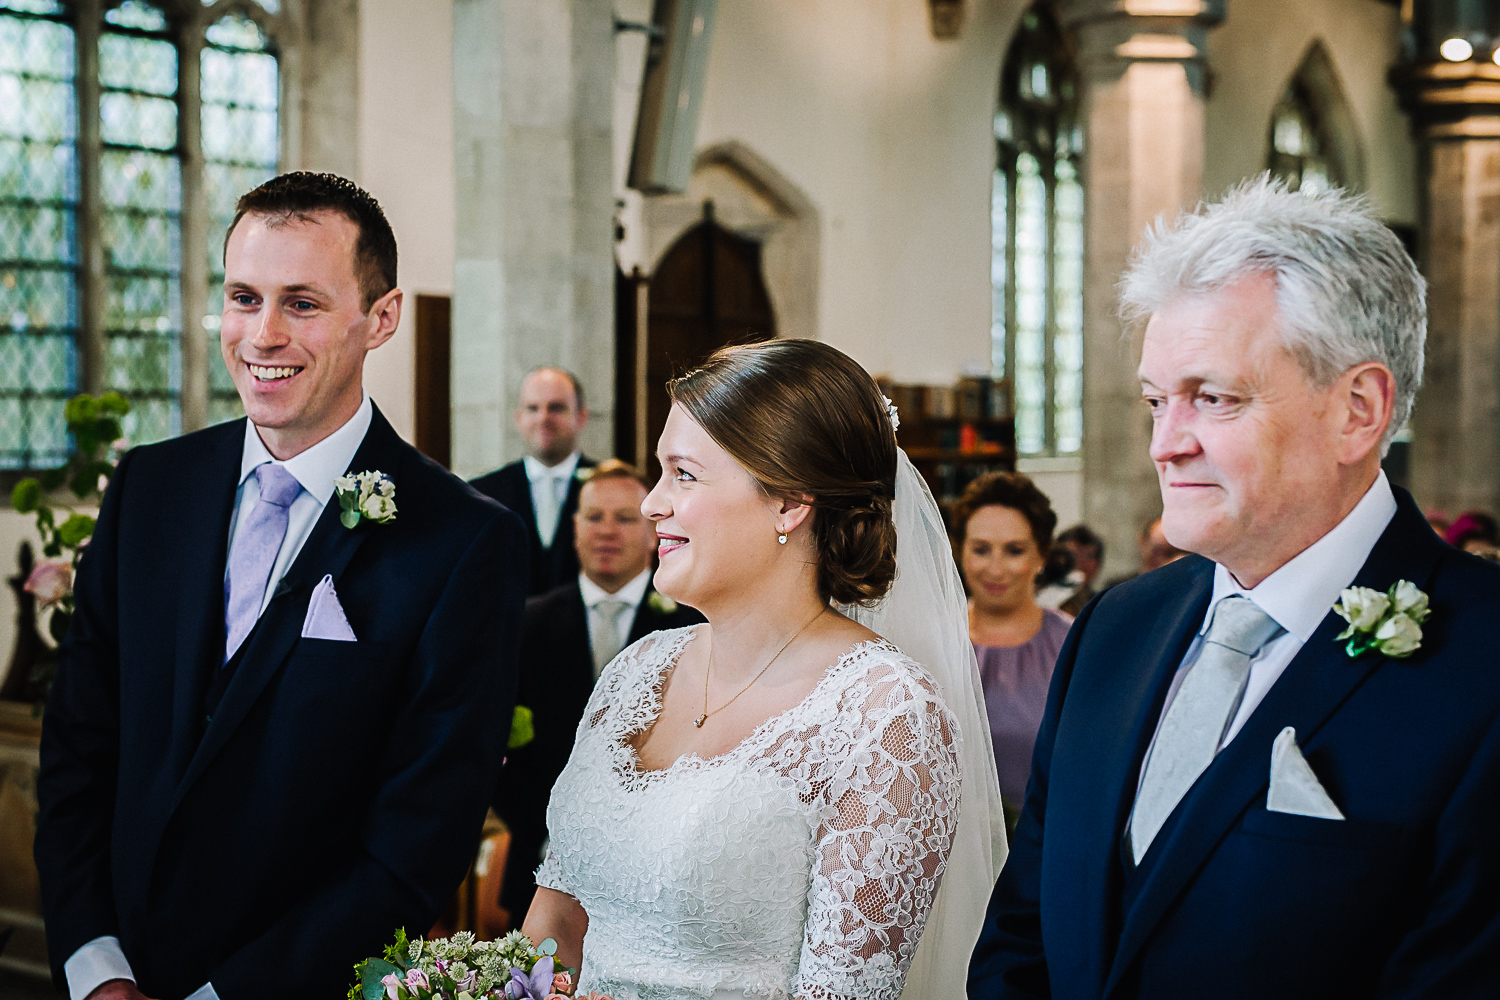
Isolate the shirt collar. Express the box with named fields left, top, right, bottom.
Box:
left=1203, top=470, right=1398, bottom=643
left=239, top=392, right=373, bottom=506
left=578, top=567, right=652, bottom=609
left=523, top=451, right=582, bottom=485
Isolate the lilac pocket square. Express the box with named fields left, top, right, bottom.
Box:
left=301, top=574, right=357, bottom=641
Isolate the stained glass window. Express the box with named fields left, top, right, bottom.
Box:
left=203, top=12, right=278, bottom=426
left=0, top=0, right=281, bottom=469
left=0, top=0, right=76, bottom=469
left=992, top=2, right=1083, bottom=457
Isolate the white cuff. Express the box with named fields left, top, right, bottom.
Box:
left=184, top=983, right=221, bottom=1000
left=64, top=936, right=134, bottom=1000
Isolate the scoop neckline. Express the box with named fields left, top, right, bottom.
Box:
left=617, top=626, right=897, bottom=779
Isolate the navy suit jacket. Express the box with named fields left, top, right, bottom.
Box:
left=470, top=457, right=595, bottom=596
left=493, top=578, right=703, bottom=920
left=970, top=487, right=1500, bottom=999
left=35, top=407, right=528, bottom=1000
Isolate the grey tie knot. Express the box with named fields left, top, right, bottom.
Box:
left=1204, top=596, right=1284, bottom=656
left=255, top=464, right=302, bottom=508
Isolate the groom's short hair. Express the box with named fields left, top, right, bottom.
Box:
left=224, top=171, right=398, bottom=311
left=1118, top=174, right=1425, bottom=452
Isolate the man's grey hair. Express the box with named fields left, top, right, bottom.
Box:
left=1119, top=174, right=1425, bottom=451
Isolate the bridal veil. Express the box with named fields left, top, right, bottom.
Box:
left=839, top=450, right=1008, bottom=999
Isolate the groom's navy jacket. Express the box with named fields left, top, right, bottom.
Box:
left=970, top=487, right=1500, bottom=999
left=35, top=407, right=527, bottom=1000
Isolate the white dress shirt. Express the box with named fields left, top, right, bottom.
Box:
left=64, top=394, right=373, bottom=1000
left=579, top=567, right=652, bottom=678
left=1137, top=470, right=1397, bottom=800
left=524, top=451, right=581, bottom=549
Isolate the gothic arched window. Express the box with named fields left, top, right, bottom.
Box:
left=992, top=2, right=1083, bottom=457
left=1269, top=43, right=1362, bottom=196
left=0, top=0, right=281, bottom=469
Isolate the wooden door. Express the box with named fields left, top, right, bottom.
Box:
left=617, top=203, right=776, bottom=477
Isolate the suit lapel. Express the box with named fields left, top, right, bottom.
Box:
left=166, top=423, right=243, bottom=781
left=173, top=408, right=406, bottom=803
left=1045, top=559, right=1212, bottom=996
left=1103, top=491, right=1446, bottom=996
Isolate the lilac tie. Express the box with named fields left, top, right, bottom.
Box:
left=224, top=464, right=302, bottom=660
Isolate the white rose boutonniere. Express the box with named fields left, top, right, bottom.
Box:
left=647, top=590, right=678, bottom=615
left=333, top=470, right=397, bottom=529
left=1333, top=580, right=1431, bottom=659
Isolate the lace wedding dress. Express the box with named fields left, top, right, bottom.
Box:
left=536, top=625, right=962, bottom=1000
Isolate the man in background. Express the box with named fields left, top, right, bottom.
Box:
left=472, top=367, right=595, bottom=595
left=493, top=460, right=703, bottom=923
left=1056, top=525, right=1104, bottom=616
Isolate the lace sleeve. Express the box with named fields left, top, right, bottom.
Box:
left=793, top=662, right=962, bottom=1000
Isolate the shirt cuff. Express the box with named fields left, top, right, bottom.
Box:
left=185, top=983, right=221, bottom=1000
left=64, top=936, right=134, bottom=1000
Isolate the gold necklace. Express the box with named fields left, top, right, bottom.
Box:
left=694, top=608, right=827, bottom=728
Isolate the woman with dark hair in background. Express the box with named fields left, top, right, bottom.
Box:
left=520, top=339, right=1005, bottom=1000
left=953, top=472, right=1072, bottom=827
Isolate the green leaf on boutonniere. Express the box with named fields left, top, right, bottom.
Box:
left=648, top=590, right=678, bottom=615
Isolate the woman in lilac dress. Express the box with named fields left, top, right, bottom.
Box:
left=952, top=472, right=1072, bottom=826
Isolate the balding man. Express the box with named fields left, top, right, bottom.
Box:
left=471, top=367, right=596, bottom=595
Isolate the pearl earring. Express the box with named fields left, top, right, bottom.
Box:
left=778, top=533, right=788, bottom=545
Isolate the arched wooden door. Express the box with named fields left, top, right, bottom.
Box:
left=616, top=202, right=776, bottom=478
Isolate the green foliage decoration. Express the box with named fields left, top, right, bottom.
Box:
left=8, top=392, right=130, bottom=699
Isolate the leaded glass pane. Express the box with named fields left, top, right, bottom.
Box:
left=994, top=2, right=1083, bottom=456
left=1013, top=152, right=1046, bottom=456
left=990, top=166, right=1007, bottom=378
left=204, top=12, right=278, bottom=424
left=0, top=1, right=64, bottom=14
left=104, top=0, right=168, bottom=31
left=0, top=3, right=75, bottom=468
left=1053, top=158, right=1084, bottom=454
left=102, top=3, right=181, bottom=445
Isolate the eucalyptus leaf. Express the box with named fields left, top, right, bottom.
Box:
left=538, top=937, right=558, bottom=957
left=359, top=958, right=401, bottom=1000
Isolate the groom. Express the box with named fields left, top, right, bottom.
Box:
left=970, top=178, right=1500, bottom=998
left=35, top=173, right=527, bottom=1000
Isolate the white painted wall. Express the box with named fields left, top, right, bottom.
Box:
left=689, top=0, right=1018, bottom=383
left=356, top=0, right=456, bottom=445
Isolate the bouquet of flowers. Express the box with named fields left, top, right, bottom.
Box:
left=350, top=929, right=613, bottom=1000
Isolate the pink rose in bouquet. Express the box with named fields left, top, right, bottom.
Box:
left=24, top=558, right=72, bottom=608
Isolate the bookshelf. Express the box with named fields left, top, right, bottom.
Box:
left=878, top=376, right=1017, bottom=524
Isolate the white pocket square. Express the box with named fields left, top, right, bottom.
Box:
left=301, top=574, right=357, bottom=641
left=1268, top=726, right=1344, bottom=820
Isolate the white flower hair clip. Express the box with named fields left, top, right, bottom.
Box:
left=882, top=395, right=900, bottom=432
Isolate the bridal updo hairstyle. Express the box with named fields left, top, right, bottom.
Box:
left=668, top=339, right=898, bottom=608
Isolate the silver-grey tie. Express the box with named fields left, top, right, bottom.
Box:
left=1130, top=596, right=1284, bottom=863
left=592, top=599, right=630, bottom=678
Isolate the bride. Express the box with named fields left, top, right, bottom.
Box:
left=522, top=340, right=1006, bottom=999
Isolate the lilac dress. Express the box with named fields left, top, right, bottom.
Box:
left=974, top=608, right=1073, bottom=805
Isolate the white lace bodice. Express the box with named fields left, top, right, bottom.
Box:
left=536, top=627, right=962, bottom=1000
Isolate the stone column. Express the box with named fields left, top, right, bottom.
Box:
left=451, top=0, right=616, bottom=478
left=1400, top=61, right=1500, bottom=516
left=1058, top=0, right=1224, bottom=580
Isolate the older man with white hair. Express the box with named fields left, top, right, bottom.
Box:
left=970, top=177, right=1500, bottom=1000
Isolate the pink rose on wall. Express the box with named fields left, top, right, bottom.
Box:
left=24, top=559, right=73, bottom=608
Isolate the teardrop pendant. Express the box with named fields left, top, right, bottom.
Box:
left=693, top=714, right=708, bottom=728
